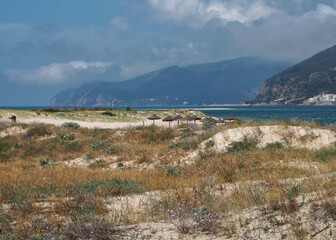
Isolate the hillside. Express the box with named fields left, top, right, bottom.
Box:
left=254, top=44, right=336, bottom=104
left=50, top=57, right=288, bottom=107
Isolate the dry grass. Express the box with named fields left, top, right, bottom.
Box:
left=1, top=116, right=336, bottom=238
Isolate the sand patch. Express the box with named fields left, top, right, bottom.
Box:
left=207, top=126, right=336, bottom=152
left=0, top=126, right=27, bottom=137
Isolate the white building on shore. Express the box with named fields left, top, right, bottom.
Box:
left=305, top=93, right=336, bottom=105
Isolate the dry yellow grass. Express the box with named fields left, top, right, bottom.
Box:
left=1, top=116, right=336, bottom=238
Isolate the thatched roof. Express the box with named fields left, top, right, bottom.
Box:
left=173, top=115, right=182, bottom=120
left=162, top=115, right=175, bottom=121
left=181, top=115, right=195, bottom=121
left=191, top=115, right=201, bottom=120
left=147, top=114, right=161, bottom=120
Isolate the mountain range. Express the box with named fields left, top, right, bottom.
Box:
left=50, top=57, right=289, bottom=107
left=254, top=44, right=336, bottom=104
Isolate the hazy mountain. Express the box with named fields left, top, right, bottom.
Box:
left=51, top=57, right=289, bottom=107
left=254, top=44, right=336, bottom=104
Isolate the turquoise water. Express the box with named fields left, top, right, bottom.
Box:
left=135, top=106, right=336, bottom=125
left=197, top=106, right=336, bottom=125
left=1, top=106, right=336, bottom=125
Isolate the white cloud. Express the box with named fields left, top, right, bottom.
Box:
left=110, top=16, right=129, bottom=29
left=148, top=0, right=275, bottom=27
left=5, top=61, right=113, bottom=85
left=229, top=4, right=336, bottom=62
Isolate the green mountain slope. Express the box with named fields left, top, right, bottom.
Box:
left=51, top=57, right=289, bottom=107
left=254, top=44, right=336, bottom=104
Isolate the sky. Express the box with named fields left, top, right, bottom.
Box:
left=1, top=0, right=336, bottom=106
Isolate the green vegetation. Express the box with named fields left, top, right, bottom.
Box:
left=101, top=111, right=116, bottom=116
left=227, top=137, right=257, bottom=153
left=26, top=125, right=52, bottom=137
left=62, top=122, right=80, bottom=129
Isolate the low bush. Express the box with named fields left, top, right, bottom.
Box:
left=227, top=137, right=257, bottom=154
left=60, top=133, right=75, bottom=140
left=205, top=139, right=215, bottom=148
left=169, top=142, right=180, bottom=149
left=180, top=140, right=199, bottom=150
left=263, top=141, right=284, bottom=150
left=203, top=120, right=215, bottom=129
left=39, top=157, right=57, bottom=167
left=164, top=165, right=182, bottom=175
left=316, top=149, right=336, bottom=162
left=101, top=111, right=116, bottom=117
left=105, top=145, right=117, bottom=155
left=26, top=125, right=52, bottom=137
left=91, top=140, right=105, bottom=150
left=62, top=122, right=80, bottom=129
left=0, top=138, right=10, bottom=152
left=67, top=178, right=143, bottom=196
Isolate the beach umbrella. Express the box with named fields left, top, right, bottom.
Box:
left=147, top=114, right=161, bottom=125
left=191, top=115, right=201, bottom=124
left=162, top=115, right=175, bottom=127
left=173, top=115, right=182, bottom=125
left=181, top=115, right=194, bottom=124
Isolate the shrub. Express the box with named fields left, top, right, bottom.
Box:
left=180, top=140, right=199, bottom=150
left=164, top=165, right=182, bottom=175
left=263, top=141, right=284, bottom=150
left=65, top=141, right=83, bottom=152
left=39, top=157, right=57, bottom=167
left=62, top=122, right=80, bottom=129
left=117, top=162, right=123, bottom=167
left=316, top=149, right=336, bottom=162
left=60, top=133, right=75, bottom=141
left=149, top=191, right=221, bottom=233
left=26, top=125, right=51, bottom=137
left=60, top=218, right=119, bottom=240
left=227, top=137, right=256, bottom=153
left=284, top=184, right=300, bottom=202
left=169, top=142, right=180, bottom=149
left=67, top=178, right=143, bottom=196
left=0, top=138, right=10, bottom=152
left=105, top=145, right=117, bottom=155
left=205, top=139, right=215, bottom=148
left=91, top=140, right=105, bottom=150
left=248, top=185, right=265, bottom=205
left=101, top=111, right=116, bottom=117
left=203, top=120, right=215, bottom=129
left=126, top=106, right=131, bottom=111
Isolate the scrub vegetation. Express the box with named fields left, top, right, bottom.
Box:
left=1, top=112, right=336, bottom=239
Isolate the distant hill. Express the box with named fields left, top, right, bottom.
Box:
left=254, top=44, right=336, bottom=104
left=51, top=57, right=289, bottom=107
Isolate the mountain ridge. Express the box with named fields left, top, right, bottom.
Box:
left=254, top=44, right=336, bottom=104
left=51, top=57, right=289, bottom=107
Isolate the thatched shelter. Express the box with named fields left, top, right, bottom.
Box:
left=191, top=115, right=201, bottom=124
left=147, top=114, right=161, bottom=125
left=162, top=115, right=175, bottom=127
left=173, top=115, right=182, bottom=125
left=181, top=115, right=195, bottom=124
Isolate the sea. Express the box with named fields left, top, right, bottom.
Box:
left=1, top=105, right=336, bottom=125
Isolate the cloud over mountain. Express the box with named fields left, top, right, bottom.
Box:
left=5, top=61, right=120, bottom=85
left=148, top=0, right=275, bottom=27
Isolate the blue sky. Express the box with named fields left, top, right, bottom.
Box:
left=1, top=0, right=336, bottom=106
